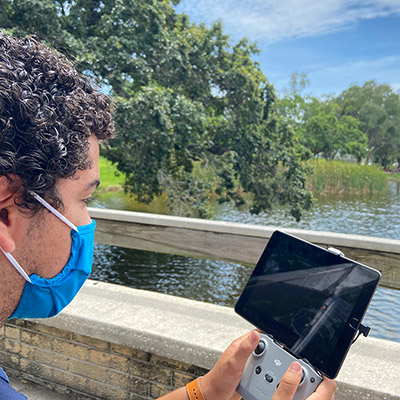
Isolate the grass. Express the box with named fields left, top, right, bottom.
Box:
left=98, top=156, right=125, bottom=191
left=388, top=171, right=400, bottom=182
left=97, top=155, right=389, bottom=207
left=307, top=159, right=388, bottom=195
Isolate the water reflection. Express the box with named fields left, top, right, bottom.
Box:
left=213, top=180, right=400, bottom=240
left=363, top=287, right=400, bottom=343
left=92, top=244, right=251, bottom=306
left=91, top=180, right=400, bottom=343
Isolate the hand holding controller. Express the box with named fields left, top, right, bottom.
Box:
left=237, top=334, right=322, bottom=400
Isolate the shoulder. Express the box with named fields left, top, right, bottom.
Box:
left=0, top=368, right=27, bottom=399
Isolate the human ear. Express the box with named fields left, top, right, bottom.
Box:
left=0, top=176, right=18, bottom=252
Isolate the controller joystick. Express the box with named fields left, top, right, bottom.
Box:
left=300, top=368, right=305, bottom=385
left=237, top=334, right=322, bottom=400
left=254, top=340, right=266, bottom=356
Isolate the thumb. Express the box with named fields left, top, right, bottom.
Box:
left=200, top=330, right=260, bottom=400
left=231, top=330, right=260, bottom=371
left=272, top=361, right=303, bottom=400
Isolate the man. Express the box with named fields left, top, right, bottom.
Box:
left=0, top=32, right=336, bottom=400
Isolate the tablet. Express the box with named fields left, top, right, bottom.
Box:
left=235, top=230, right=381, bottom=379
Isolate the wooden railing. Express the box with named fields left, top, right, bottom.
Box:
left=89, top=208, right=400, bottom=291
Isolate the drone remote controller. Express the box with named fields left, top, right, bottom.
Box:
left=237, top=334, right=322, bottom=400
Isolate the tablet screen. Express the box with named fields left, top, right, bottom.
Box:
left=235, top=230, right=381, bottom=378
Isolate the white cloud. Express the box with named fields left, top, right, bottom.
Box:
left=177, top=0, right=400, bottom=42
left=311, top=55, right=400, bottom=75
left=303, top=55, right=400, bottom=95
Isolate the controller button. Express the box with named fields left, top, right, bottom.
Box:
left=255, top=366, right=262, bottom=375
left=254, top=341, right=266, bottom=355
left=265, top=374, right=274, bottom=383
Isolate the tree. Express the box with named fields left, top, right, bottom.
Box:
left=276, top=73, right=367, bottom=161
left=275, top=72, right=310, bottom=132
left=300, top=100, right=368, bottom=160
left=0, top=0, right=312, bottom=219
left=336, top=81, right=400, bottom=166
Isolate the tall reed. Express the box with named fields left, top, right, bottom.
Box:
left=307, top=159, right=388, bottom=195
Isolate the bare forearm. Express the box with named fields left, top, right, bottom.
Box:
left=156, top=331, right=336, bottom=400
left=157, top=386, right=187, bottom=400
left=158, top=331, right=259, bottom=400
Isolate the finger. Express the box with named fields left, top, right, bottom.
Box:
left=227, top=393, right=242, bottom=400
left=202, top=330, right=260, bottom=400
left=271, top=362, right=303, bottom=400
left=232, top=330, right=260, bottom=368
left=306, top=378, right=337, bottom=400
left=224, top=330, right=259, bottom=365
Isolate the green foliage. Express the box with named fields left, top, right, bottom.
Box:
left=276, top=73, right=369, bottom=161
left=98, top=156, right=125, bottom=189
left=277, top=74, right=400, bottom=167
left=300, top=100, right=368, bottom=160
left=275, top=72, right=309, bottom=132
left=307, top=159, right=388, bottom=195
left=1, top=0, right=313, bottom=220
left=336, top=80, right=400, bottom=166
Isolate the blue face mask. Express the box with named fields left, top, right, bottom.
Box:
left=1, top=192, right=95, bottom=319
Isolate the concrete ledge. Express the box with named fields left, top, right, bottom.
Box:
left=31, top=280, right=254, bottom=369
left=29, top=280, right=399, bottom=399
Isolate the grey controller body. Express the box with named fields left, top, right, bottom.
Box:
left=237, top=334, right=322, bottom=400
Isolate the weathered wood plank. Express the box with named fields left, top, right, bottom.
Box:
left=324, top=246, right=400, bottom=290
left=94, top=222, right=267, bottom=264
left=90, top=208, right=400, bottom=291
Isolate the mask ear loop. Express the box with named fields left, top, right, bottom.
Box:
left=29, top=191, right=78, bottom=232
left=0, top=191, right=79, bottom=283
left=0, top=248, right=32, bottom=283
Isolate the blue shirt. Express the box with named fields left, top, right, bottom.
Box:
left=0, top=368, right=27, bottom=399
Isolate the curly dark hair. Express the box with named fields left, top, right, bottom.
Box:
left=0, top=32, right=115, bottom=212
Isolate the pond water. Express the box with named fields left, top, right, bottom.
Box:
left=91, top=180, right=400, bottom=343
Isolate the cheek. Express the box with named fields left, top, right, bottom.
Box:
left=0, top=267, right=26, bottom=323
left=63, top=201, right=92, bottom=227
left=41, top=227, right=73, bottom=277
left=22, top=221, right=72, bottom=279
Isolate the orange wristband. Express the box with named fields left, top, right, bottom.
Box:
left=186, top=377, right=205, bottom=400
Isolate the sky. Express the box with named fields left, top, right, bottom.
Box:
left=175, top=0, right=400, bottom=98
